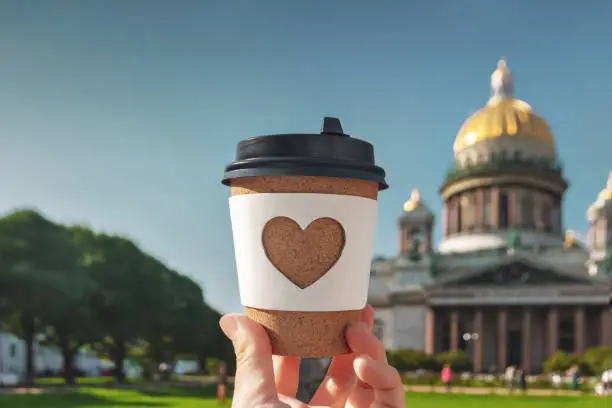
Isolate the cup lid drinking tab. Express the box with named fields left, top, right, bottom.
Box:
left=222, top=117, right=388, bottom=190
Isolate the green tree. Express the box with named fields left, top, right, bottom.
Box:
left=0, top=210, right=82, bottom=386
left=145, top=269, right=226, bottom=373
left=197, top=306, right=235, bottom=375
left=72, top=229, right=166, bottom=383
left=44, top=229, right=101, bottom=385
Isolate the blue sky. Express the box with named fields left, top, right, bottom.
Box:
left=1, top=1, right=611, bottom=313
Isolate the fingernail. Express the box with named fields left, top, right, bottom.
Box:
left=347, top=321, right=369, bottom=333
left=353, top=355, right=371, bottom=372
left=219, top=315, right=238, bottom=340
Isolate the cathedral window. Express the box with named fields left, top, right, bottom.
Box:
left=456, top=197, right=463, bottom=233
left=541, top=203, right=551, bottom=232
left=558, top=318, right=574, bottom=353
left=408, top=228, right=424, bottom=261
left=411, top=228, right=424, bottom=249
left=521, top=196, right=535, bottom=229
left=551, top=204, right=561, bottom=233
left=499, top=192, right=509, bottom=228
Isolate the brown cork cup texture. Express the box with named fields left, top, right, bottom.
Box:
left=231, top=175, right=378, bottom=357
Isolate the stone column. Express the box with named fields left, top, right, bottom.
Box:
left=522, top=308, right=532, bottom=373
left=425, top=308, right=435, bottom=355
left=473, top=309, right=483, bottom=373
left=601, top=306, right=612, bottom=346
left=497, top=308, right=507, bottom=371
left=547, top=308, right=559, bottom=357
left=442, top=205, right=448, bottom=237
left=450, top=310, right=460, bottom=351
left=574, top=307, right=586, bottom=354
left=491, top=188, right=500, bottom=228
left=448, top=199, right=456, bottom=235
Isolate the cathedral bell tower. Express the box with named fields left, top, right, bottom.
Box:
left=587, top=172, right=612, bottom=275
left=399, top=189, right=434, bottom=258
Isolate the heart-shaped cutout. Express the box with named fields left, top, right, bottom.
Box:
left=262, top=216, right=346, bottom=289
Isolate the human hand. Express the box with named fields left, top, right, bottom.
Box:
left=219, top=305, right=406, bottom=408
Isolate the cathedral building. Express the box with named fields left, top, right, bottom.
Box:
left=368, top=60, right=612, bottom=374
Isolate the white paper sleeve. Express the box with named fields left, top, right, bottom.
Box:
left=229, top=193, right=378, bottom=312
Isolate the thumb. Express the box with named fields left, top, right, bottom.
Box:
left=220, top=314, right=285, bottom=408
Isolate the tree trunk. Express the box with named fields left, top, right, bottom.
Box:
left=113, top=339, right=126, bottom=384
left=22, top=315, right=36, bottom=387
left=198, top=356, right=207, bottom=375
left=59, top=334, right=76, bottom=385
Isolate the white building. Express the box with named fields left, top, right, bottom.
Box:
left=0, top=331, right=101, bottom=379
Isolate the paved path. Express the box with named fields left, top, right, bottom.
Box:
left=404, top=384, right=583, bottom=396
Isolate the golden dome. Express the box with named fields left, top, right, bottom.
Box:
left=453, top=60, right=556, bottom=153
left=597, top=172, right=612, bottom=201
left=403, top=189, right=421, bottom=212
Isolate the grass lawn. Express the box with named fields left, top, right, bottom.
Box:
left=0, top=387, right=605, bottom=407
left=0, top=386, right=224, bottom=408
left=406, top=392, right=604, bottom=407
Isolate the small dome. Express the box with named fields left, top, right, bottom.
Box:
left=403, top=189, right=421, bottom=212
left=597, top=172, right=612, bottom=202
left=563, top=231, right=577, bottom=249
left=400, top=189, right=434, bottom=227
left=453, top=59, right=556, bottom=154
left=589, top=172, right=612, bottom=222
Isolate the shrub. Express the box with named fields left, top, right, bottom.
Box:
left=583, top=346, right=612, bottom=375
left=543, top=351, right=590, bottom=375
left=544, top=351, right=573, bottom=373
left=387, top=349, right=433, bottom=371
left=435, top=350, right=472, bottom=372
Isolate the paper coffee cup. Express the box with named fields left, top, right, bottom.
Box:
left=222, top=118, right=387, bottom=357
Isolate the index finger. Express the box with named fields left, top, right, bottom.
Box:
left=220, top=314, right=287, bottom=407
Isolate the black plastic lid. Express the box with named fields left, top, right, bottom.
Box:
left=222, top=117, right=388, bottom=190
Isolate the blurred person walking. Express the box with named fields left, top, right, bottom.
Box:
left=568, top=364, right=581, bottom=390
left=516, top=366, right=527, bottom=393
left=441, top=364, right=452, bottom=392
left=504, top=365, right=516, bottom=393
